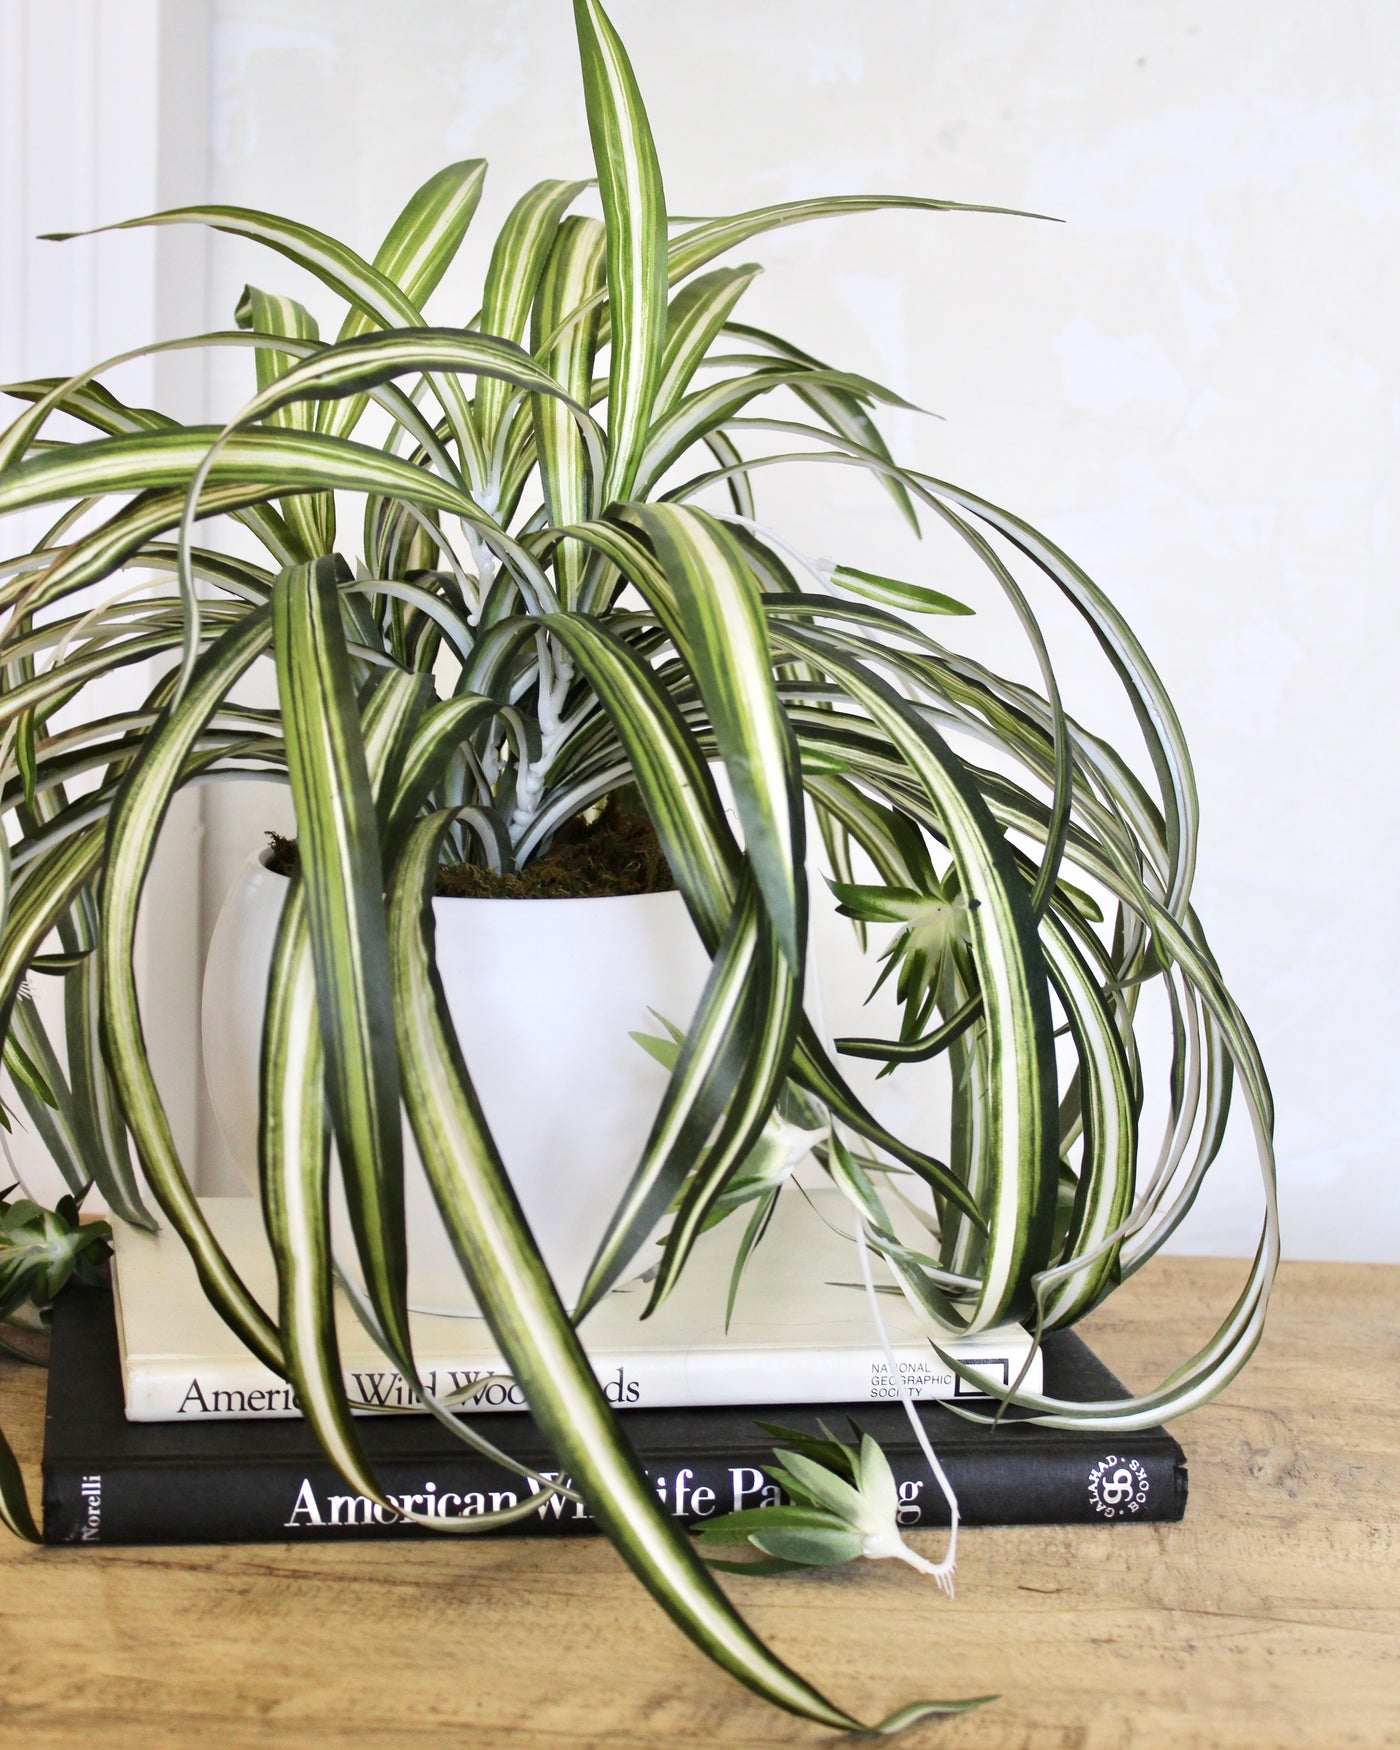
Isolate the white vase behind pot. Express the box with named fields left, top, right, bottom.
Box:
left=202, top=852, right=713, bottom=1315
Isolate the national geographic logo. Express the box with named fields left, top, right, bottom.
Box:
left=1087, top=1454, right=1150, bottom=1518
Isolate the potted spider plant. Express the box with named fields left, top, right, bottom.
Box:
left=0, top=0, right=1277, bottom=1730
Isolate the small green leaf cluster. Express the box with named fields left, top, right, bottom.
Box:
left=698, top=1420, right=928, bottom=1577
left=0, top=1185, right=111, bottom=1328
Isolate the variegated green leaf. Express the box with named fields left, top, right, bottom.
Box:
left=271, top=557, right=410, bottom=1365
left=0, top=425, right=486, bottom=529
left=779, top=622, right=1057, bottom=1329
left=646, top=897, right=798, bottom=1315
left=2, top=484, right=298, bottom=622
left=386, top=807, right=967, bottom=1729
left=477, top=178, right=591, bottom=453
left=538, top=605, right=738, bottom=943
left=0, top=829, right=104, bottom=1048
left=532, top=217, right=608, bottom=603
left=830, top=564, right=971, bottom=617
left=575, top=0, right=667, bottom=503
left=541, top=191, right=1052, bottom=357
left=724, top=321, right=921, bottom=533
left=909, top=470, right=1196, bottom=918
left=655, top=264, right=763, bottom=413
left=234, top=286, right=320, bottom=425
left=97, top=610, right=283, bottom=1364
left=634, top=505, right=806, bottom=973
left=666, top=192, right=1053, bottom=285
left=235, top=283, right=334, bottom=556
left=228, top=327, right=601, bottom=483
left=43, top=201, right=488, bottom=483
left=370, top=161, right=486, bottom=306
left=324, top=159, right=488, bottom=445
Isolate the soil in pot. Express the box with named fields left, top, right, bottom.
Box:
left=264, top=786, right=677, bottom=900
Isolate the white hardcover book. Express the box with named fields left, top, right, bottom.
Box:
left=111, top=1189, right=1041, bottom=1421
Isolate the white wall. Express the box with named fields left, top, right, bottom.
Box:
left=8, top=2, right=1396, bottom=1260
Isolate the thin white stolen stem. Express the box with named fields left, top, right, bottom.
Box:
left=726, top=515, right=839, bottom=595
left=801, top=858, right=958, bottom=1590
left=856, top=1214, right=960, bottom=1595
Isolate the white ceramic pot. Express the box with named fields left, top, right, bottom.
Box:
left=202, top=852, right=713, bottom=1315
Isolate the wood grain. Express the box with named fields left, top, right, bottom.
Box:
left=1, top=1256, right=1396, bottom=1749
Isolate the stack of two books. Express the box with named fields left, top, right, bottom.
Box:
left=42, top=1190, right=1185, bottom=1544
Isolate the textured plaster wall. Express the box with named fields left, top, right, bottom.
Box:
left=194, top=0, right=1399, bottom=1260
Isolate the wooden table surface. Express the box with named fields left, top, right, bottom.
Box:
left=1, top=1255, right=1396, bottom=1749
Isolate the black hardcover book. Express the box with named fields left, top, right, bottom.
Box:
left=42, top=1286, right=1186, bottom=1545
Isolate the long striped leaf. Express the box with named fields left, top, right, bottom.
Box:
left=645, top=894, right=799, bottom=1315
left=0, top=322, right=462, bottom=489
left=908, top=471, right=1196, bottom=918
left=477, top=179, right=591, bottom=453
left=381, top=692, right=501, bottom=859
left=725, top=320, right=921, bottom=533
left=531, top=218, right=608, bottom=603
left=780, top=622, right=1057, bottom=1329
left=367, top=161, right=486, bottom=312
left=98, top=611, right=283, bottom=1368
left=63, top=946, right=153, bottom=1229
left=634, top=506, right=806, bottom=972
left=2, top=485, right=298, bottom=621
left=540, top=192, right=1052, bottom=357
left=1034, top=908, right=1136, bottom=1328
left=585, top=878, right=763, bottom=1316
left=6, top=998, right=89, bottom=1197
left=655, top=265, right=763, bottom=413
left=235, top=286, right=320, bottom=426
left=226, top=327, right=601, bottom=483
left=235, top=284, right=334, bottom=556
left=44, top=203, right=487, bottom=484
left=257, top=879, right=368, bottom=1486
left=524, top=610, right=802, bottom=1310
left=257, top=871, right=550, bottom=1529
left=637, top=364, right=914, bottom=499
left=0, top=827, right=104, bottom=1047
left=0, top=624, right=225, bottom=729
left=0, top=426, right=490, bottom=529
left=702, top=428, right=756, bottom=519
left=0, top=328, right=287, bottom=471
left=387, top=808, right=970, bottom=1729
left=272, top=557, right=410, bottom=1368
left=575, top=0, right=667, bottom=503
left=667, top=193, right=1053, bottom=285
left=322, top=158, right=487, bottom=433
left=952, top=903, right=1275, bottom=1430
left=539, top=611, right=738, bottom=960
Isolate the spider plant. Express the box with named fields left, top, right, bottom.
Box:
left=0, top=0, right=1277, bottom=1729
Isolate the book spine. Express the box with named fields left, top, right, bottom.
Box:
left=121, top=1342, right=1041, bottom=1422
left=42, top=1438, right=1183, bottom=1545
